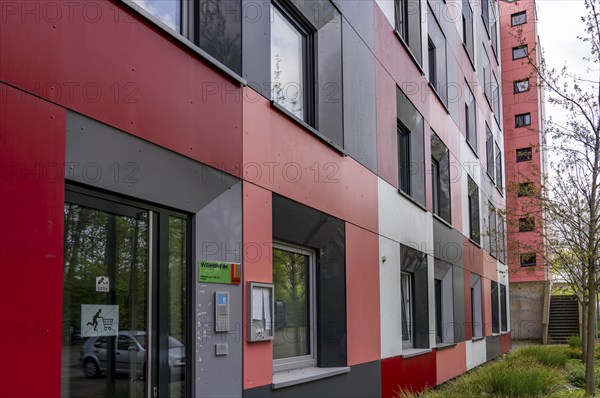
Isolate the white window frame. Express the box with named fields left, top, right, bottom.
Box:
left=272, top=241, right=317, bottom=372
left=401, top=272, right=414, bottom=348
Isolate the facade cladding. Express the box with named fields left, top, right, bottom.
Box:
left=0, top=0, right=509, bottom=397
left=499, top=0, right=550, bottom=341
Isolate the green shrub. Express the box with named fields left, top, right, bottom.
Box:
left=487, top=364, right=558, bottom=396
left=516, top=346, right=569, bottom=367
left=568, top=336, right=583, bottom=348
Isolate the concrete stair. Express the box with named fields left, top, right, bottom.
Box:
left=548, top=295, right=580, bottom=343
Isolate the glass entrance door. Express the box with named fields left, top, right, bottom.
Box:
left=61, top=188, right=189, bottom=398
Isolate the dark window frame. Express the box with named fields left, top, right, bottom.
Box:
left=491, top=281, right=500, bottom=334
left=520, top=253, right=537, bottom=267
left=515, top=113, right=531, bottom=128
left=486, top=126, right=495, bottom=182
left=500, top=284, right=508, bottom=332
left=511, top=11, right=527, bottom=26
left=516, top=147, right=533, bottom=162
left=514, top=78, right=530, bottom=93
left=495, top=142, right=503, bottom=191
left=428, top=37, right=437, bottom=88
left=398, top=120, right=412, bottom=195
left=518, top=216, right=535, bottom=232
left=468, top=176, right=480, bottom=244
left=518, top=182, right=535, bottom=197
left=512, top=45, right=528, bottom=60
left=434, top=279, right=443, bottom=343
left=465, top=82, right=477, bottom=152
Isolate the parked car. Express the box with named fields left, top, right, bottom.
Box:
left=80, top=331, right=185, bottom=379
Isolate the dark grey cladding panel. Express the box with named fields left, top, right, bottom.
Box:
left=242, top=0, right=271, bottom=98
left=243, top=360, right=381, bottom=398
left=453, top=266, right=466, bottom=343
left=290, top=0, right=338, bottom=30
left=332, top=0, right=374, bottom=50
left=317, top=12, right=344, bottom=147
left=65, top=111, right=238, bottom=213
left=272, top=194, right=346, bottom=367
left=195, top=183, right=243, bottom=398
left=432, top=217, right=464, bottom=267
left=342, top=18, right=377, bottom=172
left=486, top=335, right=501, bottom=361
left=198, top=0, right=242, bottom=75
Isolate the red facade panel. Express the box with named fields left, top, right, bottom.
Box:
left=0, top=85, right=66, bottom=397
left=381, top=353, right=436, bottom=398
left=500, top=332, right=512, bottom=354
left=436, top=343, right=467, bottom=385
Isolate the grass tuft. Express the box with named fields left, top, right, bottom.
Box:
left=516, top=346, right=569, bottom=367
left=487, top=364, right=558, bottom=396
left=568, top=336, right=583, bottom=348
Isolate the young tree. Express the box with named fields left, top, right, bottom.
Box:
left=507, top=0, right=600, bottom=394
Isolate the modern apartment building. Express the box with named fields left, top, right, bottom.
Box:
left=0, top=1, right=509, bottom=397
left=499, top=0, right=550, bottom=341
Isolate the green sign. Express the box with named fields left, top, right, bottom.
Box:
left=198, top=261, right=241, bottom=285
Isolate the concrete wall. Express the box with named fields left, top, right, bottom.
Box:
left=509, top=281, right=546, bottom=340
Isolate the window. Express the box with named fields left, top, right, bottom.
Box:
left=468, top=176, right=480, bottom=243
left=512, top=45, right=528, bottom=60
left=520, top=253, right=537, bottom=267
left=498, top=215, right=506, bottom=263
left=514, top=78, right=530, bottom=93
left=490, top=6, right=498, bottom=56
left=434, top=279, right=443, bottom=343
left=491, top=281, right=500, bottom=334
left=401, top=272, right=414, bottom=347
left=519, top=216, right=535, bottom=232
left=471, top=274, right=483, bottom=338
left=511, top=11, right=527, bottom=26
left=272, top=243, right=316, bottom=371
left=515, top=113, right=531, bottom=127
left=486, top=126, right=495, bottom=181
left=427, top=5, right=448, bottom=105
left=465, top=82, right=477, bottom=150
left=395, top=0, right=423, bottom=64
left=431, top=131, right=451, bottom=223
left=481, top=0, right=489, bottom=32
left=271, top=1, right=315, bottom=124
left=500, top=284, right=508, bottom=332
left=518, top=182, right=534, bottom=197
left=482, top=49, right=492, bottom=102
left=488, top=202, right=497, bottom=257
left=462, top=0, right=474, bottom=61
left=397, top=88, right=426, bottom=205
left=132, top=0, right=182, bottom=32
left=495, top=142, right=503, bottom=190
left=492, top=73, right=501, bottom=118
left=398, top=121, right=411, bottom=194
left=434, top=260, right=454, bottom=344
left=516, top=147, right=533, bottom=162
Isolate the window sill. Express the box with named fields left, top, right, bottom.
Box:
left=272, top=366, right=350, bottom=389
left=393, top=30, right=425, bottom=76
left=496, top=185, right=504, bottom=197
left=402, top=348, right=432, bottom=359
left=427, top=82, right=450, bottom=115
left=433, top=213, right=453, bottom=229
left=462, top=42, right=476, bottom=72
left=436, top=342, right=457, bottom=351
left=468, top=238, right=481, bottom=248
left=271, top=101, right=346, bottom=156
left=466, top=139, right=478, bottom=158
left=120, top=0, right=246, bottom=86
left=472, top=336, right=485, bottom=342
left=397, top=189, right=427, bottom=212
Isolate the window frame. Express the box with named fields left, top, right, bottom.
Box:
left=434, top=279, right=443, bottom=344
left=495, top=142, right=503, bottom=191
left=514, top=78, right=530, bottom=93
left=486, top=126, right=495, bottom=182
left=398, top=120, right=412, bottom=195
left=272, top=241, right=318, bottom=372
left=488, top=202, right=497, bottom=258
left=512, top=45, right=528, bottom=60
left=515, top=113, right=531, bottom=128
left=395, top=0, right=423, bottom=65
left=520, top=253, right=537, bottom=267
left=468, top=176, right=480, bottom=244
left=516, top=147, right=533, bottom=162
left=431, top=131, right=451, bottom=224
left=462, top=0, right=475, bottom=62
left=491, top=281, right=500, bottom=334
left=428, top=37, right=438, bottom=89
left=498, top=215, right=506, bottom=263
left=401, top=271, right=415, bottom=348
left=511, top=11, right=527, bottom=26
left=465, top=81, right=477, bottom=152
left=270, top=0, right=316, bottom=126
left=518, top=216, right=535, bottom=232
left=518, top=182, right=534, bottom=197
left=500, top=284, right=508, bottom=332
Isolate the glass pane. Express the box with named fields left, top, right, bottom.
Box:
left=132, top=0, right=181, bottom=32
left=273, top=248, right=310, bottom=359
left=271, top=5, right=305, bottom=120
left=62, top=203, right=148, bottom=398
left=401, top=273, right=412, bottom=343
left=168, top=216, right=186, bottom=397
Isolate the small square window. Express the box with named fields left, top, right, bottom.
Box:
left=520, top=253, right=537, bottom=267
left=511, top=11, right=527, bottom=26
left=519, top=217, right=535, bottom=232
left=515, top=113, right=531, bottom=127
left=512, top=45, right=528, bottom=60
left=514, top=78, right=530, bottom=93
left=516, top=147, right=533, bottom=162
left=518, top=182, right=534, bottom=196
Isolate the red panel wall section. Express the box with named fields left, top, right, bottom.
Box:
left=500, top=332, right=512, bottom=354
left=0, top=0, right=243, bottom=178
left=436, top=343, right=467, bottom=385
left=242, top=87, right=378, bottom=233
left=346, top=224, right=381, bottom=366
left=242, top=182, right=273, bottom=389
left=381, top=353, right=436, bottom=398
left=0, top=84, right=66, bottom=398
left=463, top=238, right=483, bottom=276
left=376, top=61, right=399, bottom=188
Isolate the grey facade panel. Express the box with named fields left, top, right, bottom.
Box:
left=486, top=335, right=501, bottom=361
left=453, top=266, right=466, bottom=343
left=65, top=111, right=238, bottom=214
left=198, top=0, right=242, bottom=75
left=243, top=360, right=381, bottom=398
left=194, top=183, right=243, bottom=398
left=242, top=0, right=271, bottom=98
left=432, top=217, right=464, bottom=267
left=317, top=12, right=344, bottom=147
left=342, top=18, right=377, bottom=172
left=290, top=0, right=338, bottom=30
left=332, top=0, right=374, bottom=50
left=272, top=194, right=347, bottom=367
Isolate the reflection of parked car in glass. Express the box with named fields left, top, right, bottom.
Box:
left=275, top=301, right=286, bottom=329
left=80, top=331, right=185, bottom=379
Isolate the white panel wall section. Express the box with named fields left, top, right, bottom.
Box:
left=379, top=235, right=402, bottom=359
left=465, top=339, right=487, bottom=370
left=375, top=0, right=395, bottom=27
left=427, top=256, right=436, bottom=348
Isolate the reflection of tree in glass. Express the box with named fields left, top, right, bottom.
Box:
left=272, top=53, right=302, bottom=118
left=199, top=0, right=242, bottom=75
left=273, top=249, right=307, bottom=355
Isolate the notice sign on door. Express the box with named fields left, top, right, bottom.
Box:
left=81, top=304, right=119, bottom=337
left=198, top=261, right=241, bottom=285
